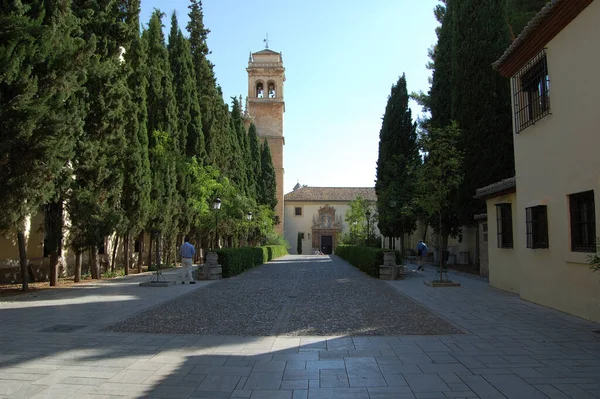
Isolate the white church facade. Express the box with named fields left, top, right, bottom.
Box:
left=283, top=185, right=379, bottom=254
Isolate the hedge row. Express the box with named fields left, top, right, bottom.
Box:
left=215, top=245, right=288, bottom=278
left=335, top=245, right=400, bottom=278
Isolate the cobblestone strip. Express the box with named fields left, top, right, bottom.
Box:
left=269, top=269, right=305, bottom=336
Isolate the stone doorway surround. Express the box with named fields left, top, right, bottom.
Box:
left=311, top=205, right=342, bottom=253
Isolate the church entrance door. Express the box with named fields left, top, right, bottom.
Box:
left=321, top=235, right=333, bottom=254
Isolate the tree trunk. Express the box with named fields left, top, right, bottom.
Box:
left=147, top=232, right=153, bottom=269
left=49, top=250, right=59, bottom=287
left=111, top=235, right=119, bottom=273
left=155, top=233, right=161, bottom=271
left=439, top=212, right=443, bottom=282
left=399, top=235, right=405, bottom=265
left=90, top=246, right=99, bottom=279
left=422, top=224, right=428, bottom=242
left=137, top=232, right=144, bottom=273
left=17, top=231, right=28, bottom=292
left=74, top=249, right=82, bottom=283
left=475, top=223, right=480, bottom=268
left=124, top=232, right=130, bottom=275
left=45, top=201, right=63, bottom=287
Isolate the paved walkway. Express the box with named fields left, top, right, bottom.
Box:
left=0, top=256, right=599, bottom=399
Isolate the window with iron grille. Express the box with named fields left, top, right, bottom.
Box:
left=294, top=207, right=302, bottom=216
left=496, top=204, right=513, bottom=248
left=526, top=205, right=548, bottom=249
left=570, top=191, right=596, bottom=252
left=512, top=49, right=550, bottom=133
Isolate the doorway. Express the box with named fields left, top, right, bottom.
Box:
left=321, top=235, right=333, bottom=255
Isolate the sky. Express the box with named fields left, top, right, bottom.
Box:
left=140, top=0, right=440, bottom=194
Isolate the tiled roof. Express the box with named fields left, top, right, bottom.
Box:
left=284, top=187, right=376, bottom=202
left=474, top=177, right=516, bottom=199
left=493, top=1, right=557, bottom=71
left=493, top=0, right=593, bottom=77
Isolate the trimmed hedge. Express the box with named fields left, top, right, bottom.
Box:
left=335, top=245, right=400, bottom=278
left=216, top=245, right=288, bottom=278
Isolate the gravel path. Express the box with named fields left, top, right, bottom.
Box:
left=108, top=255, right=462, bottom=336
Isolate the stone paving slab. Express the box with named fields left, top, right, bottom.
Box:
left=1, top=256, right=600, bottom=398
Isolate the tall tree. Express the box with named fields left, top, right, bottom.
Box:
left=451, top=0, right=514, bottom=224
left=69, top=0, right=129, bottom=279
left=259, top=140, right=277, bottom=211
left=506, top=0, right=548, bottom=40
left=143, top=9, right=180, bottom=267
left=120, top=0, right=151, bottom=275
left=187, top=0, right=218, bottom=164
left=375, top=74, right=420, bottom=257
left=168, top=12, right=205, bottom=160
left=230, top=97, right=250, bottom=195
left=429, top=0, right=454, bottom=129
left=248, top=123, right=262, bottom=202
left=0, top=0, right=90, bottom=290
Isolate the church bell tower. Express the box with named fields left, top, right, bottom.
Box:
left=245, top=48, right=285, bottom=233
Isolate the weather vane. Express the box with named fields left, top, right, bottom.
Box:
left=263, top=33, right=269, bottom=49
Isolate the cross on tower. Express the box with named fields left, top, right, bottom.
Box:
left=263, top=33, right=269, bottom=49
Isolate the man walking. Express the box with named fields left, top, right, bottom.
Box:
left=180, top=236, right=196, bottom=284
left=417, top=240, right=428, bottom=271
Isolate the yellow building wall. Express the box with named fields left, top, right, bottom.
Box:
left=511, top=0, right=600, bottom=321
left=485, top=193, right=520, bottom=294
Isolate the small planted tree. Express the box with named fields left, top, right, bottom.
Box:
left=418, top=122, right=463, bottom=282
left=345, top=196, right=376, bottom=246
left=588, top=239, right=600, bottom=273
left=297, top=232, right=303, bottom=255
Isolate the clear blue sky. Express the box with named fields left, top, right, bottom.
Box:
left=140, top=0, right=439, bottom=194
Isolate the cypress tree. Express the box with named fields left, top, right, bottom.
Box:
left=227, top=108, right=247, bottom=193
left=187, top=0, right=218, bottom=164
left=248, top=124, right=262, bottom=203
left=120, top=0, right=151, bottom=275
left=451, top=0, right=513, bottom=224
left=259, top=140, right=277, bottom=211
left=168, top=12, right=205, bottom=160
left=69, top=0, right=129, bottom=279
left=0, top=0, right=90, bottom=289
left=230, top=97, right=251, bottom=195
left=143, top=10, right=180, bottom=266
left=429, top=0, right=454, bottom=129
left=375, top=74, right=419, bottom=255
left=506, top=0, right=548, bottom=40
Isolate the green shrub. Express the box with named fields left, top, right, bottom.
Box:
left=265, top=245, right=287, bottom=261
left=216, top=245, right=288, bottom=278
left=335, top=245, right=400, bottom=278
left=102, top=270, right=123, bottom=278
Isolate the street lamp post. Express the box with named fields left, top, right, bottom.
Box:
left=213, top=198, right=221, bottom=249
left=246, top=212, right=253, bottom=246
left=365, top=210, right=371, bottom=247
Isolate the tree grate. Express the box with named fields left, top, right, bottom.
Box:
left=40, top=325, right=86, bottom=333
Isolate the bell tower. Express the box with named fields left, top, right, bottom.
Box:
left=246, top=48, right=285, bottom=233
